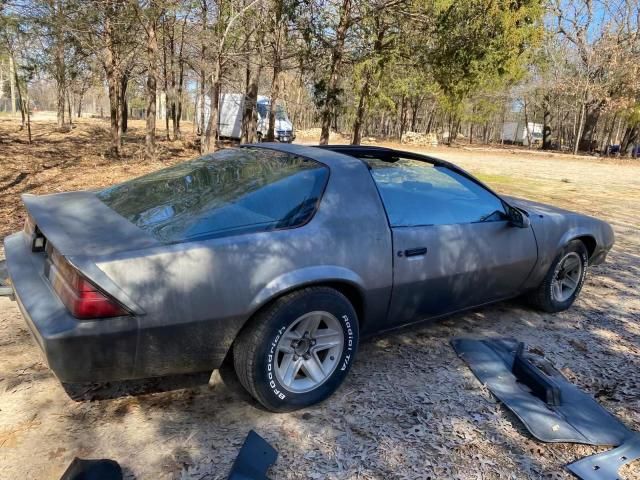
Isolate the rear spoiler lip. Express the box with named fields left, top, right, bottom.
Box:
left=20, top=192, right=148, bottom=316
left=66, top=255, right=146, bottom=316
left=21, top=192, right=161, bottom=257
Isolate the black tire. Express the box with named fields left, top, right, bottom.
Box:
left=233, top=287, right=359, bottom=412
left=527, top=239, right=589, bottom=313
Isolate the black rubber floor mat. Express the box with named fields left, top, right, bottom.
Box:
left=566, top=434, right=640, bottom=479
left=228, top=430, right=278, bottom=480
left=451, top=338, right=634, bottom=446
left=60, top=458, right=122, bottom=480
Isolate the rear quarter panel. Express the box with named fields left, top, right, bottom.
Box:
left=88, top=147, right=393, bottom=377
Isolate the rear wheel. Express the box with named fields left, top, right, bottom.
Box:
left=527, top=239, right=588, bottom=313
left=233, top=287, right=359, bottom=412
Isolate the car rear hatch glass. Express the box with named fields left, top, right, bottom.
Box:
left=96, top=147, right=328, bottom=243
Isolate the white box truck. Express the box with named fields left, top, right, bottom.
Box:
left=501, top=122, right=543, bottom=146
left=198, top=93, right=295, bottom=142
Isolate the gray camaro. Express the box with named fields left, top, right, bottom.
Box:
left=4, top=144, right=614, bottom=411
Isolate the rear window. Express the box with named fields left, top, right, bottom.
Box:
left=97, top=148, right=328, bottom=242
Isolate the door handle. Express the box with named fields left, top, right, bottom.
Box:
left=398, top=247, right=428, bottom=257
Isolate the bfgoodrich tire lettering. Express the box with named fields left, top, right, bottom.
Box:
left=233, top=287, right=359, bottom=412
left=527, top=239, right=588, bottom=313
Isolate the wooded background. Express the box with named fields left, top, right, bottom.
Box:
left=0, top=0, right=638, bottom=158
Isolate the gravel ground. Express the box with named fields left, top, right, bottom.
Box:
left=0, top=122, right=639, bottom=479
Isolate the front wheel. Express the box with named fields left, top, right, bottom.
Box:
left=527, top=239, right=589, bottom=313
left=233, top=287, right=359, bottom=412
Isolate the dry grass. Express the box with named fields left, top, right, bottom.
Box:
left=0, top=117, right=639, bottom=479
left=0, top=117, right=200, bottom=243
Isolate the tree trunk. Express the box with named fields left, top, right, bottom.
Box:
left=267, top=55, right=281, bottom=142
left=601, top=113, right=617, bottom=155
left=542, top=94, right=552, bottom=150
left=162, top=15, right=170, bottom=140
left=319, top=0, right=352, bottom=145
left=579, top=100, right=604, bottom=152
left=452, top=116, right=461, bottom=144
left=106, top=73, right=121, bottom=156
left=398, top=95, right=407, bottom=140
left=25, top=89, right=32, bottom=144
left=145, top=15, right=158, bottom=158
left=55, top=48, right=66, bottom=128
left=175, top=34, right=186, bottom=137
left=614, top=116, right=623, bottom=144
left=103, top=12, right=121, bottom=156
left=410, top=100, right=419, bottom=132
left=169, top=18, right=178, bottom=139
left=77, top=80, right=87, bottom=118
left=425, top=105, right=435, bottom=134
left=523, top=99, right=532, bottom=148
left=120, top=72, right=129, bottom=134
left=13, top=66, right=26, bottom=129
left=198, top=1, right=207, bottom=137
left=54, top=0, right=66, bottom=129
left=202, top=60, right=221, bottom=153
left=621, top=122, right=639, bottom=157
left=67, top=88, right=73, bottom=125
left=573, top=101, right=586, bottom=156
left=242, top=50, right=261, bottom=143
left=9, top=56, right=17, bottom=115
left=351, top=74, right=370, bottom=145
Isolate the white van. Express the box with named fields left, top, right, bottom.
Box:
left=199, top=93, right=295, bottom=143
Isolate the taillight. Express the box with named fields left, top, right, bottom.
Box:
left=24, top=214, right=46, bottom=251
left=45, top=244, right=129, bottom=319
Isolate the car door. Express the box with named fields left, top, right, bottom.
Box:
left=364, top=156, right=538, bottom=327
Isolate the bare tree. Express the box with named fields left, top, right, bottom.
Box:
left=201, top=0, right=262, bottom=153
left=319, top=0, right=353, bottom=145
left=135, top=0, right=163, bottom=157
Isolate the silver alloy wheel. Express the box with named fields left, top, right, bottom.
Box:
left=274, top=311, right=344, bottom=393
left=551, top=252, right=583, bottom=302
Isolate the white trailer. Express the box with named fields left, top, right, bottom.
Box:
left=218, top=93, right=244, bottom=139
left=501, top=122, right=543, bottom=146
left=197, top=94, right=295, bottom=142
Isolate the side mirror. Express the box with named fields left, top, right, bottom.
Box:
left=508, top=206, right=531, bottom=228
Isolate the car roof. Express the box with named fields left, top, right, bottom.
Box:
left=242, top=143, right=453, bottom=169
left=313, top=144, right=451, bottom=167
left=242, top=143, right=511, bottom=208
left=241, top=142, right=365, bottom=171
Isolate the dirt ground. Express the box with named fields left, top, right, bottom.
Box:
left=0, top=118, right=639, bottom=479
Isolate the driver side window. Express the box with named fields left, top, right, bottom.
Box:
left=365, top=158, right=506, bottom=227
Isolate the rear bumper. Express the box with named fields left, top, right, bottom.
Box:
left=4, top=232, right=138, bottom=383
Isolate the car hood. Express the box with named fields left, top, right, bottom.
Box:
left=22, top=191, right=161, bottom=257
left=504, top=195, right=615, bottom=257
left=504, top=195, right=579, bottom=218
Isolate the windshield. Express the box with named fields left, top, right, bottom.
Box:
left=97, top=148, right=328, bottom=242
left=257, top=102, right=289, bottom=121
